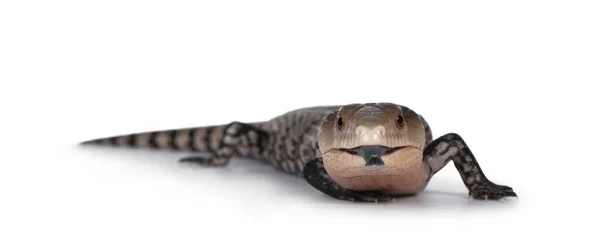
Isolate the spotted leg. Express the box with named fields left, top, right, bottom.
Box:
left=179, top=121, right=268, bottom=167
left=303, top=157, right=395, bottom=202
left=425, top=133, right=517, bottom=200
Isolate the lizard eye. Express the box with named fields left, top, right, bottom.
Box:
left=337, top=116, right=344, bottom=129
left=396, top=115, right=404, bottom=127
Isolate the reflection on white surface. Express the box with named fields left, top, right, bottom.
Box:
left=74, top=145, right=520, bottom=212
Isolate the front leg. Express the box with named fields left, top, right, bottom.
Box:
left=425, top=133, right=517, bottom=200
left=303, top=157, right=395, bottom=202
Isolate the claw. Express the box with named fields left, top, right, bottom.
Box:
left=469, top=181, right=517, bottom=200
left=505, top=191, right=517, bottom=197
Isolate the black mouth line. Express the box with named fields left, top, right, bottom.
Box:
left=338, top=145, right=409, bottom=166
left=339, top=145, right=408, bottom=156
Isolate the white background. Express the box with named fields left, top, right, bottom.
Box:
left=1, top=0, right=599, bottom=238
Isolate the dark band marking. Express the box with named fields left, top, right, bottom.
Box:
left=189, top=129, right=197, bottom=151
left=149, top=132, right=158, bottom=148
left=126, top=134, right=135, bottom=146
left=168, top=130, right=177, bottom=150
left=203, top=127, right=213, bottom=152
left=109, top=137, right=118, bottom=145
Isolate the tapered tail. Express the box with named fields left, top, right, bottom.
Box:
left=80, top=124, right=231, bottom=153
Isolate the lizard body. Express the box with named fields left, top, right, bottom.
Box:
left=82, top=103, right=516, bottom=202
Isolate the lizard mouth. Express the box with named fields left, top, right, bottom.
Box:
left=339, top=145, right=408, bottom=166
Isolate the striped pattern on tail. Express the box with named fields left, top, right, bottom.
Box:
left=80, top=124, right=230, bottom=153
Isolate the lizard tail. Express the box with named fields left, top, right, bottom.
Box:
left=79, top=124, right=234, bottom=152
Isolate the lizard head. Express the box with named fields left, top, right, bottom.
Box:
left=317, top=103, right=429, bottom=193
left=317, top=103, right=427, bottom=159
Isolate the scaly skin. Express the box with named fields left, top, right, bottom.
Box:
left=81, top=103, right=516, bottom=202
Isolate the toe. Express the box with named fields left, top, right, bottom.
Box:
left=470, top=181, right=517, bottom=200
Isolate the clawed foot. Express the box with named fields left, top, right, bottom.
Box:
left=469, top=180, right=517, bottom=200
left=345, top=190, right=396, bottom=203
